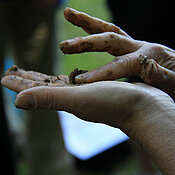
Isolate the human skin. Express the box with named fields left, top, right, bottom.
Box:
left=1, top=7, right=175, bottom=174
left=60, top=8, right=175, bottom=100
left=1, top=75, right=175, bottom=174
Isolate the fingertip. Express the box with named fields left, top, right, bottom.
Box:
left=64, top=7, right=75, bottom=13
left=1, top=77, right=6, bottom=86
left=59, top=39, right=77, bottom=54
left=64, top=7, right=72, bottom=20
left=63, top=7, right=71, bottom=15
left=59, top=41, right=66, bottom=54
left=64, top=7, right=77, bottom=20
left=75, top=73, right=90, bottom=83
left=0, top=76, right=20, bottom=92
left=14, top=87, right=38, bottom=109
left=15, top=94, right=36, bottom=110
left=75, top=74, right=84, bottom=83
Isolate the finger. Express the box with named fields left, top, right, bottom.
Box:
left=138, top=56, right=175, bottom=99
left=64, top=7, right=130, bottom=37
left=59, top=32, right=142, bottom=56
left=75, top=52, right=142, bottom=83
left=5, top=65, right=47, bottom=81
left=14, top=84, right=101, bottom=123
left=1, top=75, right=70, bottom=93
left=5, top=65, right=64, bottom=82
left=14, top=86, right=75, bottom=110
left=15, top=86, right=88, bottom=116
left=1, top=75, right=41, bottom=93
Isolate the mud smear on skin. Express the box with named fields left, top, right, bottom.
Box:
left=6, top=65, right=88, bottom=85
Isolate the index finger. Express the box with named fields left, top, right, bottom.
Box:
left=64, top=7, right=130, bottom=37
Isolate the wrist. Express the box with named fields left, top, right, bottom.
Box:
left=121, top=94, right=175, bottom=174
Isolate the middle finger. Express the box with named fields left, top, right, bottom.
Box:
left=60, top=32, right=143, bottom=56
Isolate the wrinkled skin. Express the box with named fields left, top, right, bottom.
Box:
left=1, top=8, right=175, bottom=174
left=2, top=73, right=175, bottom=174
left=1, top=65, right=71, bottom=93
left=60, top=8, right=175, bottom=99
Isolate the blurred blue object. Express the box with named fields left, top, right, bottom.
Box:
left=3, top=56, right=17, bottom=106
left=3, top=57, right=23, bottom=133
left=59, top=111, right=129, bottom=160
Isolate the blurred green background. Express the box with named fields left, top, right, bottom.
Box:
left=58, top=0, right=114, bottom=75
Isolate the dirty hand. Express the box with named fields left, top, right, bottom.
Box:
left=1, top=68, right=172, bottom=133
left=1, top=66, right=171, bottom=131
left=1, top=65, right=72, bottom=93
left=2, top=73, right=175, bottom=174
left=60, top=8, right=175, bottom=99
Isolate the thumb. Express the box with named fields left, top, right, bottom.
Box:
left=15, top=86, right=78, bottom=111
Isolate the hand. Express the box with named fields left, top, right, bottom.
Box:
left=1, top=65, right=172, bottom=137
left=2, top=8, right=175, bottom=174
left=1, top=67, right=172, bottom=129
left=60, top=8, right=175, bottom=99
left=2, top=71, right=175, bottom=174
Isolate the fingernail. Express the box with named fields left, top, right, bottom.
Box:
left=15, top=95, right=35, bottom=110
left=75, top=73, right=89, bottom=83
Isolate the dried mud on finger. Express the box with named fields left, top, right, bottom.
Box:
left=4, top=65, right=88, bottom=86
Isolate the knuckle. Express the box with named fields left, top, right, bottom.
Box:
left=105, top=32, right=118, bottom=39
left=41, top=93, right=54, bottom=109
left=153, top=44, right=165, bottom=53
left=148, top=44, right=166, bottom=55
left=36, top=89, right=56, bottom=110
left=105, top=69, right=113, bottom=79
left=80, top=41, right=94, bottom=51
left=121, top=56, right=130, bottom=69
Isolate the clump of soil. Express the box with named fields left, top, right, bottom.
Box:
left=69, top=68, right=88, bottom=84
left=44, top=79, right=51, bottom=83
